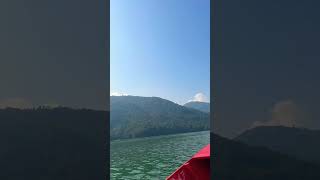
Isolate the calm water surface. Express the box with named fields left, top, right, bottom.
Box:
left=110, top=131, right=209, bottom=180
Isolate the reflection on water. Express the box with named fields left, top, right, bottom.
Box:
left=111, top=131, right=209, bottom=179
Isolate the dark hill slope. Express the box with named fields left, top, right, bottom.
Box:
left=212, top=133, right=320, bottom=180
left=0, top=107, right=108, bottom=180
left=235, top=126, right=320, bottom=163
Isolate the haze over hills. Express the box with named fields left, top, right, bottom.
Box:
left=212, top=132, right=320, bottom=179
left=110, top=96, right=210, bottom=140
left=235, top=126, right=320, bottom=163
left=184, top=101, right=210, bottom=113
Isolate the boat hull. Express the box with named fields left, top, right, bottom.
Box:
left=166, top=144, right=210, bottom=180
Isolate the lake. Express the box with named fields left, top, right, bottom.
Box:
left=110, top=131, right=209, bottom=179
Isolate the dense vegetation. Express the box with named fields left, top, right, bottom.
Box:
left=184, top=101, right=210, bottom=113
left=235, top=126, right=320, bottom=163
left=110, top=96, right=209, bottom=140
left=0, top=107, right=108, bottom=180
left=212, top=132, right=320, bottom=180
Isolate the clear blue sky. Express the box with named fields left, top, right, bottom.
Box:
left=111, top=0, right=210, bottom=105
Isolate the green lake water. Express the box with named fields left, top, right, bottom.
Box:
left=110, top=131, right=209, bottom=180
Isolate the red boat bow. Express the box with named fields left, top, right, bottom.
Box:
left=166, top=144, right=210, bottom=180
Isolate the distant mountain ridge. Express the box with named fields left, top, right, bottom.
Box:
left=184, top=101, right=210, bottom=113
left=110, top=96, right=209, bottom=140
left=235, top=126, right=320, bottom=163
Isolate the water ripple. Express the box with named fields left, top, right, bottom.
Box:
left=111, top=131, right=209, bottom=179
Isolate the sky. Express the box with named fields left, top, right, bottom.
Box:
left=213, top=0, right=320, bottom=137
left=110, top=0, right=210, bottom=105
left=0, top=1, right=107, bottom=110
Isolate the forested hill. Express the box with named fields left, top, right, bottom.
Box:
left=110, top=96, right=210, bottom=140
left=0, top=107, right=108, bottom=180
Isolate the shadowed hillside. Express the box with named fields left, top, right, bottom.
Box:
left=235, top=126, right=320, bottom=163
left=212, top=133, right=320, bottom=180
left=0, top=107, right=108, bottom=180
